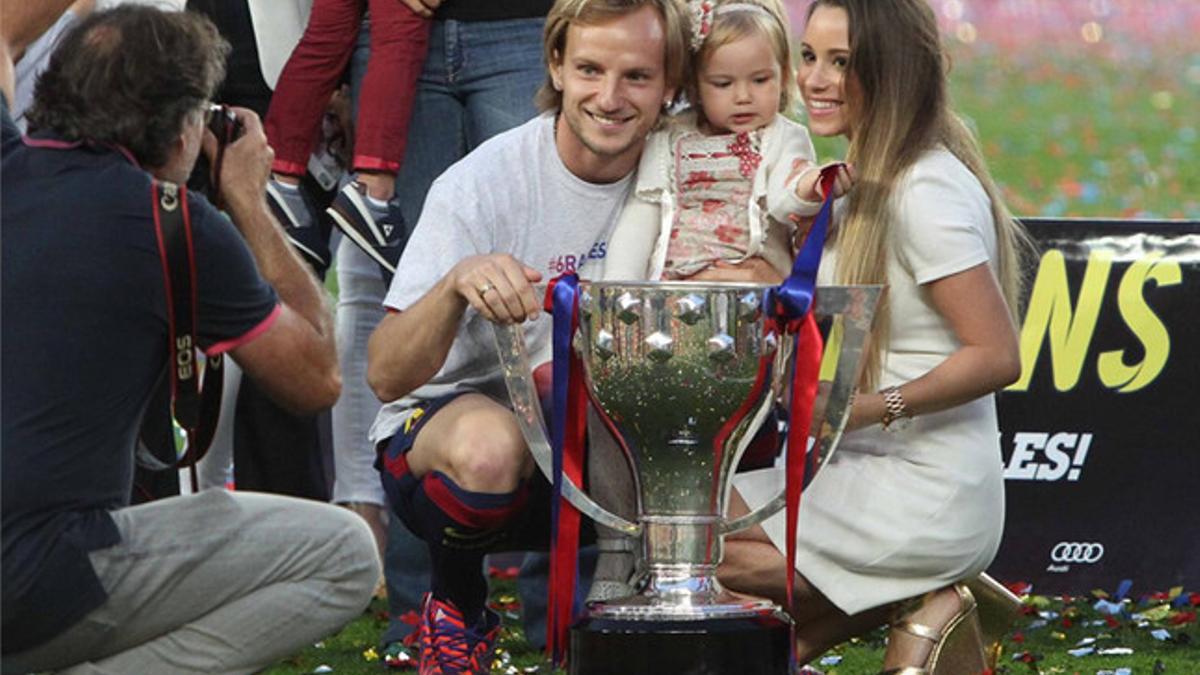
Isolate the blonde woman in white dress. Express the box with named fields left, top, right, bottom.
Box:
left=715, top=1, right=1032, bottom=673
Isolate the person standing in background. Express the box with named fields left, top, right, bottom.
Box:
left=263, top=0, right=429, bottom=283
left=331, top=0, right=555, bottom=666
left=185, top=0, right=340, bottom=503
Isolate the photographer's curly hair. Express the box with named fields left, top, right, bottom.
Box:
left=25, top=6, right=229, bottom=169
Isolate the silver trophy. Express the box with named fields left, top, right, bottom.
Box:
left=494, top=281, right=879, bottom=673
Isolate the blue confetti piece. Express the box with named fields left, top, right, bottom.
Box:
left=1151, top=628, right=1172, bottom=641
left=1094, top=599, right=1124, bottom=616
left=1115, top=579, right=1132, bottom=601
left=1172, top=593, right=1191, bottom=608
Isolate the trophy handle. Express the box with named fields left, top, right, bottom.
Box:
left=719, top=285, right=882, bottom=535
left=494, top=321, right=641, bottom=536
left=721, top=492, right=786, bottom=534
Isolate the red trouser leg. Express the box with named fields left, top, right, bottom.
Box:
left=351, top=1, right=431, bottom=175
left=263, top=0, right=362, bottom=178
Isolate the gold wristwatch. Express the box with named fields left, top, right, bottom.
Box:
left=880, top=385, right=912, bottom=431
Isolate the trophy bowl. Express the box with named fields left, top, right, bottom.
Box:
left=495, top=281, right=880, bottom=673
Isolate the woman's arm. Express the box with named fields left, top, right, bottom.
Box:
left=0, top=0, right=77, bottom=102
left=846, top=262, right=1021, bottom=430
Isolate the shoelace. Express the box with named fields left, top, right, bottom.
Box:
left=424, top=607, right=476, bottom=673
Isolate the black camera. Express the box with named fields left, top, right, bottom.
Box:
left=206, top=103, right=243, bottom=147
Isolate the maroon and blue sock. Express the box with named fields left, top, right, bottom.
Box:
left=409, top=471, right=531, bottom=624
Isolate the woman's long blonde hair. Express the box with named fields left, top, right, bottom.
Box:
left=809, top=0, right=1032, bottom=390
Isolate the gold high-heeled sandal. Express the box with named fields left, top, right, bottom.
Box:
left=966, top=573, right=1023, bottom=669
left=879, top=584, right=988, bottom=675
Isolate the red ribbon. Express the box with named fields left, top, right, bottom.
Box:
left=783, top=314, right=822, bottom=612
left=773, top=166, right=840, bottom=612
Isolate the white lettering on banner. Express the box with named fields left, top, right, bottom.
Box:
left=1004, top=432, right=1093, bottom=481
left=1047, top=541, right=1105, bottom=573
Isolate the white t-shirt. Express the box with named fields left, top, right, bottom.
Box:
left=369, top=114, right=634, bottom=444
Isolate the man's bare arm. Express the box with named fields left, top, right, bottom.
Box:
left=0, top=0, right=76, bottom=102
left=367, top=253, right=542, bottom=402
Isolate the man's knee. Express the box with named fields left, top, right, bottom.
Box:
left=413, top=397, right=529, bottom=493
left=442, top=415, right=528, bottom=492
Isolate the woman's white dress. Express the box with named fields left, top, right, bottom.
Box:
left=732, top=147, right=1007, bottom=614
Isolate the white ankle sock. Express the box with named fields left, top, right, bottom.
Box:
left=272, top=179, right=301, bottom=193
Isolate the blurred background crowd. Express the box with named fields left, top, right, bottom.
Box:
left=786, top=0, right=1200, bottom=220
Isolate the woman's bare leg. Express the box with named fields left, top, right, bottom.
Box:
left=720, top=490, right=892, bottom=665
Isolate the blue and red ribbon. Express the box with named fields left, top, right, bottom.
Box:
left=765, top=164, right=841, bottom=612
left=545, top=273, right=588, bottom=666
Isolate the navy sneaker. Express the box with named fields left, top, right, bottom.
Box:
left=265, top=180, right=330, bottom=274
left=327, top=181, right=407, bottom=285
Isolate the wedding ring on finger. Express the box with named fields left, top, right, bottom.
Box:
left=477, top=281, right=494, bottom=295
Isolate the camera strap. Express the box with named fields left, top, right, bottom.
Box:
left=150, top=179, right=224, bottom=491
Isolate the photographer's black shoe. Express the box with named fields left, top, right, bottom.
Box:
left=266, top=179, right=331, bottom=274
left=327, top=181, right=407, bottom=285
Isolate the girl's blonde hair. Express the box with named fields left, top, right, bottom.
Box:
left=689, top=0, right=797, bottom=116
left=808, top=0, right=1033, bottom=390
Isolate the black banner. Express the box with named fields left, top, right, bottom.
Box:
left=990, top=219, right=1200, bottom=594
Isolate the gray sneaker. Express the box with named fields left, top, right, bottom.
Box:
left=265, top=180, right=330, bottom=273
left=326, top=181, right=406, bottom=283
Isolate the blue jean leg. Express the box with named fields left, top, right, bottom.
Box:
left=347, top=20, right=432, bottom=645
left=392, top=17, right=547, bottom=228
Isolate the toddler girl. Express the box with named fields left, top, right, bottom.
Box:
left=604, top=0, right=845, bottom=281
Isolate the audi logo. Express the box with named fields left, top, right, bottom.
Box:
left=1050, top=542, right=1105, bottom=564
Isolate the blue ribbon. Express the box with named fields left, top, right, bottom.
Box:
left=547, top=273, right=580, bottom=549
left=763, top=166, right=839, bottom=323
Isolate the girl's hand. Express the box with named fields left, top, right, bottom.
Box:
left=796, top=162, right=857, bottom=202
left=821, top=162, right=856, bottom=199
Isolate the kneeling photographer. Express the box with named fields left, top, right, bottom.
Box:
left=1, top=6, right=378, bottom=673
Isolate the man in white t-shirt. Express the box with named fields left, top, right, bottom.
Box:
left=364, top=0, right=688, bottom=671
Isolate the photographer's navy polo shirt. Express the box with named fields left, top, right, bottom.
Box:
left=1, top=101, right=280, bottom=653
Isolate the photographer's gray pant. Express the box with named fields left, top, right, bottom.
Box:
left=4, top=489, right=380, bottom=674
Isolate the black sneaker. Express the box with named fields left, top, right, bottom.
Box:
left=265, top=180, right=331, bottom=275
left=327, top=181, right=407, bottom=284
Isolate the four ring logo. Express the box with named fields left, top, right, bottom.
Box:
left=1050, top=541, right=1105, bottom=564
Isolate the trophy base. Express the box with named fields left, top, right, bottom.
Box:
left=569, top=611, right=793, bottom=675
